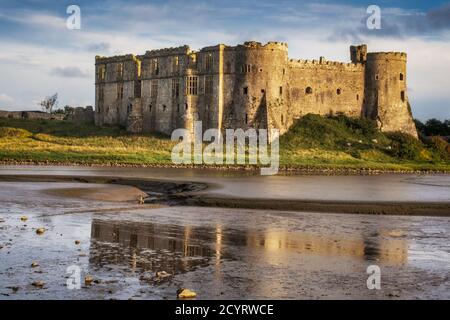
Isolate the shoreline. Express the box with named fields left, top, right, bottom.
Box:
left=1, top=160, right=450, bottom=176
left=0, top=173, right=449, bottom=217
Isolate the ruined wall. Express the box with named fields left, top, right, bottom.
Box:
left=95, top=54, right=141, bottom=128
left=67, top=106, right=95, bottom=124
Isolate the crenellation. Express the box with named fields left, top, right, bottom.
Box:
left=94, top=41, right=418, bottom=138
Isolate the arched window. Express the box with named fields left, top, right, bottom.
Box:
left=306, top=87, right=313, bottom=94
left=185, top=103, right=189, bottom=111
left=337, top=88, right=341, bottom=95
left=162, top=105, right=167, bottom=112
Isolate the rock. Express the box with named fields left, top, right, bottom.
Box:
left=139, top=196, right=145, bottom=205
left=177, top=288, right=197, bottom=299
left=387, top=230, right=405, bottom=238
left=20, top=216, right=28, bottom=222
left=36, top=228, right=45, bottom=235
left=31, top=262, right=39, bottom=268
left=32, top=281, right=45, bottom=288
left=75, top=240, right=80, bottom=245
left=85, top=275, right=94, bottom=285
left=156, top=271, right=172, bottom=279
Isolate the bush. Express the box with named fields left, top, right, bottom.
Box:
left=386, top=132, right=425, bottom=160
left=426, top=136, right=450, bottom=160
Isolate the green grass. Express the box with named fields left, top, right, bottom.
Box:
left=0, top=115, right=449, bottom=171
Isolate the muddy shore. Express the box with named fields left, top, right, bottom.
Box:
left=1, top=160, right=449, bottom=175
left=1, top=174, right=449, bottom=217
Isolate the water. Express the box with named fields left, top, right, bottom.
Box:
left=0, top=178, right=449, bottom=299
left=0, top=165, right=449, bottom=202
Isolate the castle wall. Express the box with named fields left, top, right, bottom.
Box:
left=285, top=60, right=365, bottom=133
left=94, top=42, right=418, bottom=139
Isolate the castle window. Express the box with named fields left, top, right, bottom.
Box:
left=151, top=58, right=159, bottom=75
left=400, top=73, right=404, bottom=81
left=151, top=80, right=158, bottom=100
left=162, top=105, right=167, bottom=112
left=172, top=56, right=179, bottom=74
left=185, top=103, right=189, bottom=111
left=149, top=104, right=152, bottom=112
left=356, top=94, right=359, bottom=101
left=177, top=104, right=180, bottom=112
left=117, top=63, right=124, bottom=78
left=401, top=91, right=405, bottom=102
left=205, top=53, right=213, bottom=71
left=127, top=104, right=133, bottom=115
left=98, top=85, right=104, bottom=101
left=98, top=65, right=106, bottom=81
left=337, top=88, right=341, bottom=95
left=117, top=83, right=124, bottom=100
left=205, top=75, right=213, bottom=95
left=281, top=114, right=284, bottom=124
left=172, top=78, right=180, bottom=98
left=279, top=86, right=283, bottom=95
left=245, top=113, right=248, bottom=124
left=306, top=87, right=313, bottom=94
left=186, top=76, right=198, bottom=95
left=243, top=87, right=248, bottom=95
left=261, top=89, right=265, bottom=94
left=375, top=74, right=379, bottom=80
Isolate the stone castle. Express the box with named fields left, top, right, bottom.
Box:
left=95, top=41, right=417, bottom=138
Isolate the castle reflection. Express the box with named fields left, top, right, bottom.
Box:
left=89, top=219, right=408, bottom=276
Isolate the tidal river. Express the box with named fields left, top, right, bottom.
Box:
left=0, top=165, right=449, bottom=299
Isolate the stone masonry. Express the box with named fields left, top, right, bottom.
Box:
left=94, top=42, right=418, bottom=138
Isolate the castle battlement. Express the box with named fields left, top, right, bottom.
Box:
left=94, top=41, right=418, bottom=139
left=144, top=45, right=191, bottom=57
left=367, top=52, right=407, bottom=61
left=95, top=54, right=138, bottom=64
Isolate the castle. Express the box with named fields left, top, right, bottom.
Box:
left=95, top=41, right=418, bottom=138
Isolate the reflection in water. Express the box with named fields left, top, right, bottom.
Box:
left=90, top=219, right=409, bottom=279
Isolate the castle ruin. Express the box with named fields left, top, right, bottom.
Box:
left=95, top=42, right=418, bottom=138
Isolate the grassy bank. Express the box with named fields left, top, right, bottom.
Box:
left=0, top=115, right=449, bottom=172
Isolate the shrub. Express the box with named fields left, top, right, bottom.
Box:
left=386, top=132, right=425, bottom=160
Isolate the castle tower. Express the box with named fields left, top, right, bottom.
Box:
left=228, top=41, right=288, bottom=132
left=364, top=52, right=418, bottom=138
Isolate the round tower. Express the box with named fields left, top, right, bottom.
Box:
left=364, top=52, right=417, bottom=138
left=231, top=41, right=288, bottom=130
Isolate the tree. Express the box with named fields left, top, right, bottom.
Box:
left=38, top=93, right=58, bottom=113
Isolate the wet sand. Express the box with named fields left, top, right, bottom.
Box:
left=0, top=171, right=449, bottom=216
left=0, top=181, right=449, bottom=299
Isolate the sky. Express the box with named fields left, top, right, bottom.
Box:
left=0, top=0, right=449, bottom=120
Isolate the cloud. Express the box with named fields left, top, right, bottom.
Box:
left=0, top=93, right=14, bottom=104
left=86, top=42, right=111, bottom=52
left=50, top=67, right=90, bottom=78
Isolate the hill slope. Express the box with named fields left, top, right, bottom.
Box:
left=0, top=115, right=449, bottom=171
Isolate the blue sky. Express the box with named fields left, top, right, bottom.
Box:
left=0, top=0, right=449, bottom=120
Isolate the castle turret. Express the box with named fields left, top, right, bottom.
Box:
left=364, top=52, right=418, bottom=138
left=350, top=44, right=367, bottom=64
